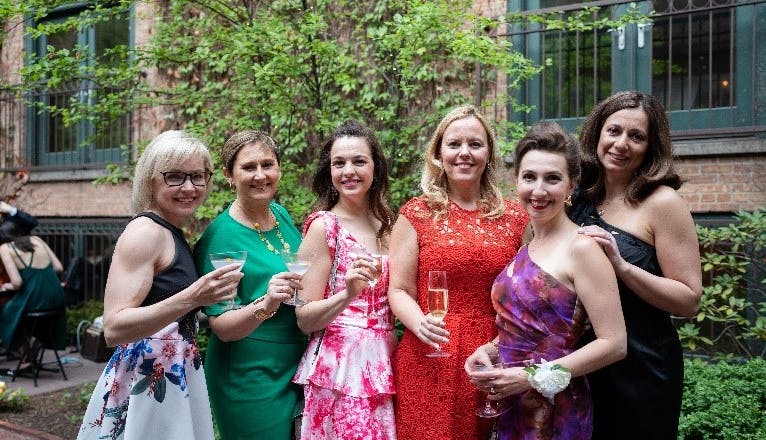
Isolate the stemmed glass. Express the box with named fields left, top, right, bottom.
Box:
left=351, top=242, right=386, bottom=317
left=426, top=270, right=450, bottom=357
left=208, top=250, right=247, bottom=311
left=472, top=360, right=510, bottom=418
left=281, top=251, right=311, bottom=306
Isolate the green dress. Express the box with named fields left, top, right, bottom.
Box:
left=194, top=202, right=307, bottom=440
left=0, top=244, right=67, bottom=351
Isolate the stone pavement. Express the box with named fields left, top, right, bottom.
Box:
left=0, top=347, right=107, bottom=439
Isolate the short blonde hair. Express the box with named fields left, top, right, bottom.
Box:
left=131, top=130, right=213, bottom=213
left=420, top=105, right=505, bottom=219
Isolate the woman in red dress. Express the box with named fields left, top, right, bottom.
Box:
left=388, top=105, right=529, bottom=440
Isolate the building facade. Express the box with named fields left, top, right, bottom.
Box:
left=1, top=0, right=764, bottom=301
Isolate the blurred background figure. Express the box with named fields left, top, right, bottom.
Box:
left=0, top=230, right=66, bottom=365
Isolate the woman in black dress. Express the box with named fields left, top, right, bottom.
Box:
left=570, top=91, right=702, bottom=440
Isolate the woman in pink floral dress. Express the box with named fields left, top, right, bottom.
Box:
left=293, top=120, right=397, bottom=439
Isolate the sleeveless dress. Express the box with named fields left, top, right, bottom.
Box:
left=393, top=197, right=528, bottom=440
left=493, top=246, right=591, bottom=440
left=569, top=190, right=683, bottom=440
left=193, top=202, right=306, bottom=440
left=293, top=211, right=397, bottom=439
left=0, top=241, right=67, bottom=351
left=78, top=212, right=214, bottom=440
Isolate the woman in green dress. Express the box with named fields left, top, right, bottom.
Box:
left=194, top=130, right=306, bottom=440
left=0, top=234, right=66, bottom=354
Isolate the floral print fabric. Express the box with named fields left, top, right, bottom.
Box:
left=77, top=320, right=213, bottom=440
left=293, top=211, right=397, bottom=439
left=493, top=246, right=591, bottom=440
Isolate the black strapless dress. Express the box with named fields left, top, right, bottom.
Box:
left=569, top=190, right=683, bottom=440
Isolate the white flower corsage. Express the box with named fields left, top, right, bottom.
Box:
left=524, top=359, right=571, bottom=403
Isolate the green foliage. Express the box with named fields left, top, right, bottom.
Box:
left=679, top=358, right=766, bottom=439
left=1, top=0, right=645, bottom=227
left=0, top=383, right=29, bottom=412
left=677, top=210, right=766, bottom=357
left=66, top=300, right=105, bottom=346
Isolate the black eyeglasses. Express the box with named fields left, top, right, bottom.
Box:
left=160, top=171, right=212, bottom=187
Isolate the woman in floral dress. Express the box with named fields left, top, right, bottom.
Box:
left=388, top=105, right=529, bottom=440
left=465, top=122, right=627, bottom=439
left=293, top=120, right=397, bottom=439
left=78, top=131, right=243, bottom=439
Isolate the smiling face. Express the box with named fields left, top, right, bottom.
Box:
left=151, top=155, right=209, bottom=225
left=439, top=116, right=490, bottom=192
left=516, top=150, right=575, bottom=222
left=330, top=136, right=374, bottom=203
left=224, top=142, right=281, bottom=206
left=597, top=108, right=649, bottom=179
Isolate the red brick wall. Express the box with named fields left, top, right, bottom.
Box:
left=677, top=156, right=766, bottom=213
left=17, top=181, right=132, bottom=217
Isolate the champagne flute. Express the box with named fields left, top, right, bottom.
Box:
left=472, top=361, right=510, bottom=418
left=281, top=251, right=311, bottom=306
left=426, top=270, right=450, bottom=357
left=208, top=250, right=247, bottom=311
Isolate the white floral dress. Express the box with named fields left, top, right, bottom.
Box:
left=293, top=211, right=397, bottom=440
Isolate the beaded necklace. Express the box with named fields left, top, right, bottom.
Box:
left=253, top=209, right=291, bottom=255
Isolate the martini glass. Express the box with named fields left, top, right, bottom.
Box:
left=281, top=251, right=311, bottom=306
left=208, top=250, right=247, bottom=311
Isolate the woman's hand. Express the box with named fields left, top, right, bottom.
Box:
left=467, top=364, right=530, bottom=400
left=415, top=314, right=450, bottom=350
left=262, top=272, right=302, bottom=312
left=464, top=345, right=496, bottom=374
left=578, top=225, right=629, bottom=273
left=344, top=257, right=376, bottom=299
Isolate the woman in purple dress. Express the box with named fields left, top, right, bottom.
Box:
left=465, top=121, right=627, bottom=440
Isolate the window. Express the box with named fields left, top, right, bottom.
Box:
left=26, top=4, right=131, bottom=168
left=507, top=0, right=763, bottom=137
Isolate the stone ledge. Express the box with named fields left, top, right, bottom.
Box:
left=0, top=420, right=65, bottom=440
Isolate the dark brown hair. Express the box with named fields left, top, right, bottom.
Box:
left=514, top=121, right=581, bottom=182
left=579, top=90, right=682, bottom=205
left=313, top=120, right=394, bottom=239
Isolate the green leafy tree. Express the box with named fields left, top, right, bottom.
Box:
left=676, top=210, right=766, bottom=358
left=1, top=0, right=644, bottom=226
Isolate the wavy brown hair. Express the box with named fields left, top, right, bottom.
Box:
left=312, top=120, right=394, bottom=239
left=579, top=90, right=682, bottom=206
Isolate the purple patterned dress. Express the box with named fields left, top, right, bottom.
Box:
left=493, top=245, right=591, bottom=440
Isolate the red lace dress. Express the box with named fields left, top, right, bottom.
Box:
left=393, top=197, right=528, bottom=440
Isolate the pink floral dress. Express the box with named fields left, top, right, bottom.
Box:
left=293, top=211, right=397, bottom=440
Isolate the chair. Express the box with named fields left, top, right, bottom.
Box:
left=11, top=309, right=68, bottom=387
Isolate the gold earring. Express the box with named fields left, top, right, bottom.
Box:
left=565, top=194, right=572, bottom=206
left=230, top=183, right=236, bottom=192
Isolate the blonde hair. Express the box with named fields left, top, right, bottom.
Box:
left=420, top=105, right=505, bottom=219
left=131, top=130, right=213, bottom=213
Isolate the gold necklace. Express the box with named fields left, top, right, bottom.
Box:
left=253, top=210, right=291, bottom=255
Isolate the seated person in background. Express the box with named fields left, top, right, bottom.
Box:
left=0, top=232, right=67, bottom=361
left=0, top=201, right=38, bottom=244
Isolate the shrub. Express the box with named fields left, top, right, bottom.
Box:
left=0, top=382, right=30, bottom=411
left=677, top=209, right=766, bottom=357
left=679, top=358, right=766, bottom=440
